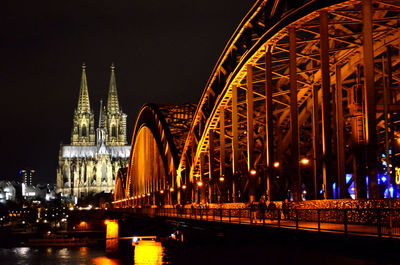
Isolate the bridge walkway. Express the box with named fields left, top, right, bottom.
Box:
left=116, top=207, right=400, bottom=239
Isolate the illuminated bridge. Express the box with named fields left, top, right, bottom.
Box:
left=114, top=0, right=400, bottom=208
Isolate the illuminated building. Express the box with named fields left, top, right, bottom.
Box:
left=20, top=169, right=35, bottom=186
left=57, top=63, right=130, bottom=199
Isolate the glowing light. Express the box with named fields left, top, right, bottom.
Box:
left=160, top=190, right=164, bottom=194
left=105, top=220, right=119, bottom=254
left=396, top=167, right=400, bottom=185
left=300, top=158, right=310, bottom=165
left=170, top=188, right=174, bottom=192
left=250, top=169, right=257, bottom=175
left=182, top=185, right=187, bottom=190
left=381, top=176, right=387, bottom=183
left=147, top=193, right=150, bottom=196
left=273, top=162, right=280, bottom=168
left=79, top=221, right=88, bottom=230
left=92, top=257, right=119, bottom=265
left=219, top=177, right=224, bottom=182
left=104, top=220, right=109, bottom=225
left=134, top=240, right=163, bottom=265
left=133, top=237, right=138, bottom=243
left=197, top=181, right=203, bottom=187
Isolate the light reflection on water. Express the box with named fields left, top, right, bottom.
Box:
left=0, top=246, right=124, bottom=265
left=134, top=241, right=164, bottom=265
left=92, top=256, right=121, bottom=265
left=0, top=239, right=385, bottom=265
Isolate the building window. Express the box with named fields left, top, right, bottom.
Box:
left=82, top=125, right=87, bottom=137
left=112, top=126, right=117, bottom=137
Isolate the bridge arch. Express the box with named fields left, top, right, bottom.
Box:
left=114, top=167, right=127, bottom=201
left=178, top=0, right=400, bottom=203
left=115, top=0, right=400, bottom=207
left=116, top=104, right=195, bottom=206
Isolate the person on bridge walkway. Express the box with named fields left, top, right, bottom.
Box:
left=267, top=201, right=277, bottom=221
left=282, top=199, right=290, bottom=220
left=250, top=201, right=258, bottom=224
left=258, top=196, right=267, bottom=223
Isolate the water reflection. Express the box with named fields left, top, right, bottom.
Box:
left=134, top=241, right=164, bottom=265
left=12, top=247, right=29, bottom=257
left=92, top=256, right=121, bottom=265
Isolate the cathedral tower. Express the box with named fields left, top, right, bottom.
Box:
left=106, top=63, right=127, bottom=145
left=71, top=63, right=95, bottom=145
left=57, top=63, right=130, bottom=200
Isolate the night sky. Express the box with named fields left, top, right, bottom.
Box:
left=1, top=0, right=253, bottom=184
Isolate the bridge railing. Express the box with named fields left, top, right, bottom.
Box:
left=117, top=207, right=400, bottom=238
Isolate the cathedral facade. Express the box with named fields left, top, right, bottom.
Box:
left=56, top=64, right=130, bottom=199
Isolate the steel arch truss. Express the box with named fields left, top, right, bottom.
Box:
left=178, top=0, right=400, bottom=203
left=114, top=104, right=195, bottom=206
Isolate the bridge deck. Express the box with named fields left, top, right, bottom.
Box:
left=116, top=208, right=400, bottom=239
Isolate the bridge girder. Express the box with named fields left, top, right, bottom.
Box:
left=115, top=0, right=400, bottom=207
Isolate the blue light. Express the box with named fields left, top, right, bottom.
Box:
left=332, top=183, right=337, bottom=199
left=381, top=176, right=387, bottom=183
left=389, top=186, right=394, bottom=198
left=319, top=189, right=323, bottom=194
left=132, top=237, right=138, bottom=243
left=345, top=174, right=352, bottom=184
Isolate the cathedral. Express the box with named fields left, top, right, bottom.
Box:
left=56, top=63, right=130, bottom=199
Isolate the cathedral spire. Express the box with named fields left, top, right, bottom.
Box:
left=98, top=99, right=106, bottom=129
left=107, top=63, right=120, bottom=114
left=77, top=63, right=91, bottom=113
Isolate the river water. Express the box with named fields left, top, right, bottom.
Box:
left=0, top=237, right=388, bottom=265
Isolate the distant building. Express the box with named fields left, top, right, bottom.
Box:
left=20, top=169, right=35, bottom=186
left=0, top=181, right=16, bottom=204
left=56, top=63, right=130, bottom=199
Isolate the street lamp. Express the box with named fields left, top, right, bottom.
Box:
left=273, top=162, right=280, bottom=168
left=219, top=176, right=225, bottom=182
left=300, top=158, right=310, bottom=165
left=182, top=185, right=187, bottom=190
left=170, top=187, right=174, bottom=192
left=197, top=181, right=203, bottom=187
left=250, top=169, right=257, bottom=175
left=160, top=190, right=164, bottom=194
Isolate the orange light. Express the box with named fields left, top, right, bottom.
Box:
left=182, top=185, right=187, bottom=190
left=197, top=181, right=203, bottom=187
left=273, top=162, right=280, bottom=168
left=219, top=177, right=224, bottom=182
left=104, top=220, right=109, bottom=225
left=105, top=220, right=119, bottom=254
left=170, top=188, right=174, bottom=192
left=134, top=241, right=163, bottom=264
left=300, top=158, right=310, bottom=165
left=147, top=193, right=150, bottom=196
left=250, top=169, right=257, bottom=175
left=160, top=190, right=164, bottom=194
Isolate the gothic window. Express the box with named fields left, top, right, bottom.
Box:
left=81, top=125, right=87, bottom=137
left=112, top=125, right=117, bottom=137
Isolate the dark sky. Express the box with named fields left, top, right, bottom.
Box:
left=0, top=0, right=253, bottom=184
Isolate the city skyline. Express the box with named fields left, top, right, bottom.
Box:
left=0, top=0, right=252, bottom=184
